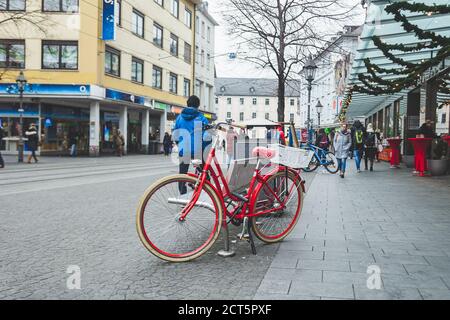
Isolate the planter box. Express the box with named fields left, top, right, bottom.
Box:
left=427, top=159, right=448, bottom=176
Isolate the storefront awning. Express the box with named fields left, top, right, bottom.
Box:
left=346, top=0, right=450, bottom=119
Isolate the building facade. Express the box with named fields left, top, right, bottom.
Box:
left=298, top=25, right=362, bottom=129
left=215, top=78, right=301, bottom=138
left=0, top=0, right=206, bottom=156
left=194, top=1, right=217, bottom=116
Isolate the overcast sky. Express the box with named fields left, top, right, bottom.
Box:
left=207, top=0, right=366, bottom=79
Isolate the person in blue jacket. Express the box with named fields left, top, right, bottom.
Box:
left=172, top=95, right=210, bottom=194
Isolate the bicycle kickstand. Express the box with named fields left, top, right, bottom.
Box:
left=247, top=218, right=257, bottom=255
left=217, top=218, right=236, bottom=258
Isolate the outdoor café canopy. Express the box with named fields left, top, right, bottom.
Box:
left=346, top=0, right=450, bottom=119
left=238, top=118, right=280, bottom=129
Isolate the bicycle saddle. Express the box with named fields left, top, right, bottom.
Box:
left=252, top=147, right=276, bottom=159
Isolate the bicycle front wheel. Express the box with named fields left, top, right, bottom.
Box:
left=136, top=174, right=223, bottom=262
left=324, top=152, right=339, bottom=174
left=251, top=169, right=303, bottom=243
left=302, top=156, right=319, bottom=172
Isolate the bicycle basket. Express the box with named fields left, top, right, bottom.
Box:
left=268, top=144, right=314, bottom=169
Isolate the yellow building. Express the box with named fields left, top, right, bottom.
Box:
left=0, top=0, right=204, bottom=156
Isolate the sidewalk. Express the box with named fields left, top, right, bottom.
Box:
left=255, top=161, right=450, bottom=300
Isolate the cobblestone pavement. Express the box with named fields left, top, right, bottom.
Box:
left=254, top=161, right=450, bottom=300
left=0, top=154, right=316, bottom=300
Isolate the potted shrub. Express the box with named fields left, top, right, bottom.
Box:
left=427, top=139, right=448, bottom=176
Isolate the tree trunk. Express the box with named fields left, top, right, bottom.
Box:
left=278, top=76, right=285, bottom=123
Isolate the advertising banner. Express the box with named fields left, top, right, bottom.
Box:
left=102, top=0, right=116, bottom=41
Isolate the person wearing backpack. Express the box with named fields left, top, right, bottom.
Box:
left=315, top=129, right=330, bottom=151
left=364, top=123, right=379, bottom=172
left=350, top=120, right=366, bottom=173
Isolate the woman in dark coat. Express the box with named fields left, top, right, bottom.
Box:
left=163, top=132, right=173, bottom=156
left=25, top=123, right=39, bottom=163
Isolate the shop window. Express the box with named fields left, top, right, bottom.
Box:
left=170, top=34, right=178, bottom=56
left=42, top=41, right=78, bottom=69
left=132, top=9, right=144, bottom=38
left=169, top=73, right=178, bottom=94
left=0, top=40, right=25, bottom=68
left=131, top=57, right=143, bottom=83
left=152, top=65, right=162, bottom=89
left=0, top=0, right=25, bottom=10
left=105, top=46, right=120, bottom=77
left=43, top=0, right=78, bottom=12
left=153, top=23, right=163, bottom=48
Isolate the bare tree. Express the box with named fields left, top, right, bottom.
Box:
left=223, top=0, right=361, bottom=122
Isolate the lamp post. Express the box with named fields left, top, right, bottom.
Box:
left=16, top=71, right=27, bottom=163
left=316, top=100, right=324, bottom=128
left=302, top=55, right=317, bottom=142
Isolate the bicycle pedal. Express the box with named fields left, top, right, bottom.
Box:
left=237, top=233, right=250, bottom=240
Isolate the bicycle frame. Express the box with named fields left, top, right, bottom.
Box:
left=308, top=144, right=329, bottom=165
left=179, top=133, right=305, bottom=223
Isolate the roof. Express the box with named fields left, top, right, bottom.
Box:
left=215, top=78, right=301, bottom=97
left=198, top=1, right=219, bottom=26
left=346, top=0, right=450, bottom=118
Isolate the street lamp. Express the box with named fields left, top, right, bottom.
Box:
left=16, top=71, right=27, bottom=163
left=302, top=55, right=317, bottom=142
left=316, top=100, right=324, bottom=128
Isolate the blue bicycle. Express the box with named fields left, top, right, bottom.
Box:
left=301, top=143, right=339, bottom=174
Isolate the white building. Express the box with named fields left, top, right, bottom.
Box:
left=299, top=25, right=362, bottom=128
left=194, top=1, right=218, bottom=116
left=436, top=103, right=449, bottom=135
left=215, top=78, right=301, bottom=138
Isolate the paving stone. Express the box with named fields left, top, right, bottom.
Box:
left=354, top=286, right=422, bottom=300
left=382, top=274, right=448, bottom=290
left=322, top=271, right=374, bottom=287
left=418, top=289, right=450, bottom=300
left=257, top=280, right=291, bottom=295
left=297, top=259, right=350, bottom=272
left=289, top=281, right=354, bottom=299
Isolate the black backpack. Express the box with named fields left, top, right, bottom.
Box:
left=365, top=133, right=376, bottom=148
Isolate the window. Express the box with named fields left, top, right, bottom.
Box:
left=207, top=26, right=211, bottom=42
left=290, top=99, right=295, bottom=106
left=195, top=45, right=199, bottom=64
left=252, top=98, right=257, bottom=105
left=201, top=21, right=205, bottom=38
left=201, top=49, right=205, bottom=66
left=183, top=78, right=190, bottom=97
left=252, top=112, right=256, bottom=119
left=239, top=112, right=244, bottom=121
left=442, top=113, right=447, bottom=124
left=115, top=0, right=121, bottom=26
left=195, top=17, right=200, bottom=34
left=42, top=41, right=78, bottom=69
left=43, top=0, right=78, bottom=12
left=227, top=112, right=231, bottom=119
left=153, top=23, right=163, bottom=48
left=171, top=0, right=179, bottom=18
left=265, top=113, right=269, bottom=120
left=152, top=65, right=162, bottom=89
left=240, top=98, right=244, bottom=105
left=184, top=9, right=192, bottom=28
left=132, top=9, right=144, bottom=38
left=290, top=113, right=294, bottom=122
left=169, top=73, right=178, bottom=94
left=265, top=98, right=270, bottom=106
left=1, top=0, right=25, bottom=10
left=206, top=53, right=210, bottom=70
left=170, top=34, right=178, bottom=56
left=227, top=97, right=232, bottom=105
left=215, top=97, right=218, bottom=104
left=154, top=0, right=163, bottom=7
left=184, top=43, right=191, bottom=64
left=0, top=40, right=25, bottom=68
left=105, top=46, right=120, bottom=77
left=131, top=57, right=143, bottom=83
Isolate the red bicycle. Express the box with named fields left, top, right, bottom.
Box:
left=136, top=122, right=306, bottom=262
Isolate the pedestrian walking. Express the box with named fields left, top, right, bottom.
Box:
left=315, top=128, right=330, bottom=151
left=114, top=129, right=125, bottom=157
left=334, top=123, right=352, bottom=178
left=69, top=130, right=78, bottom=157
left=375, top=129, right=382, bottom=162
left=172, top=95, right=210, bottom=194
left=163, top=132, right=173, bottom=156
left=364, top=123, right=380, bottom=172
left=225, top=127, right=238, bottom=167
left=350, top=120, right=366, bottom=173
left=25, top=123, right=39, bottom=164
left=0, top=124, right=4, bottom=168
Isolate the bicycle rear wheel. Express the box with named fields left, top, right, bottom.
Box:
left=136, top=174, right=223, bottom=262
left=324, top=152, right=339, bottom=174
left=302, top=155, right=319, bottom=172
left=251, top=169, right=303, bottom=243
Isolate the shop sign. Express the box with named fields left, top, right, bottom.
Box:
left=44, top=118, right=53, bottom=128
left=105, top=89, right=146, bottom=106
left=171, top=106, right=184, bottom=114
left=0, top=84, right=90, bottom=96
left=154, top=102, right=169, bottom=111
left=104, top=112, right=120, bottom=122
left=102, top=0, right=116, bottom=41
